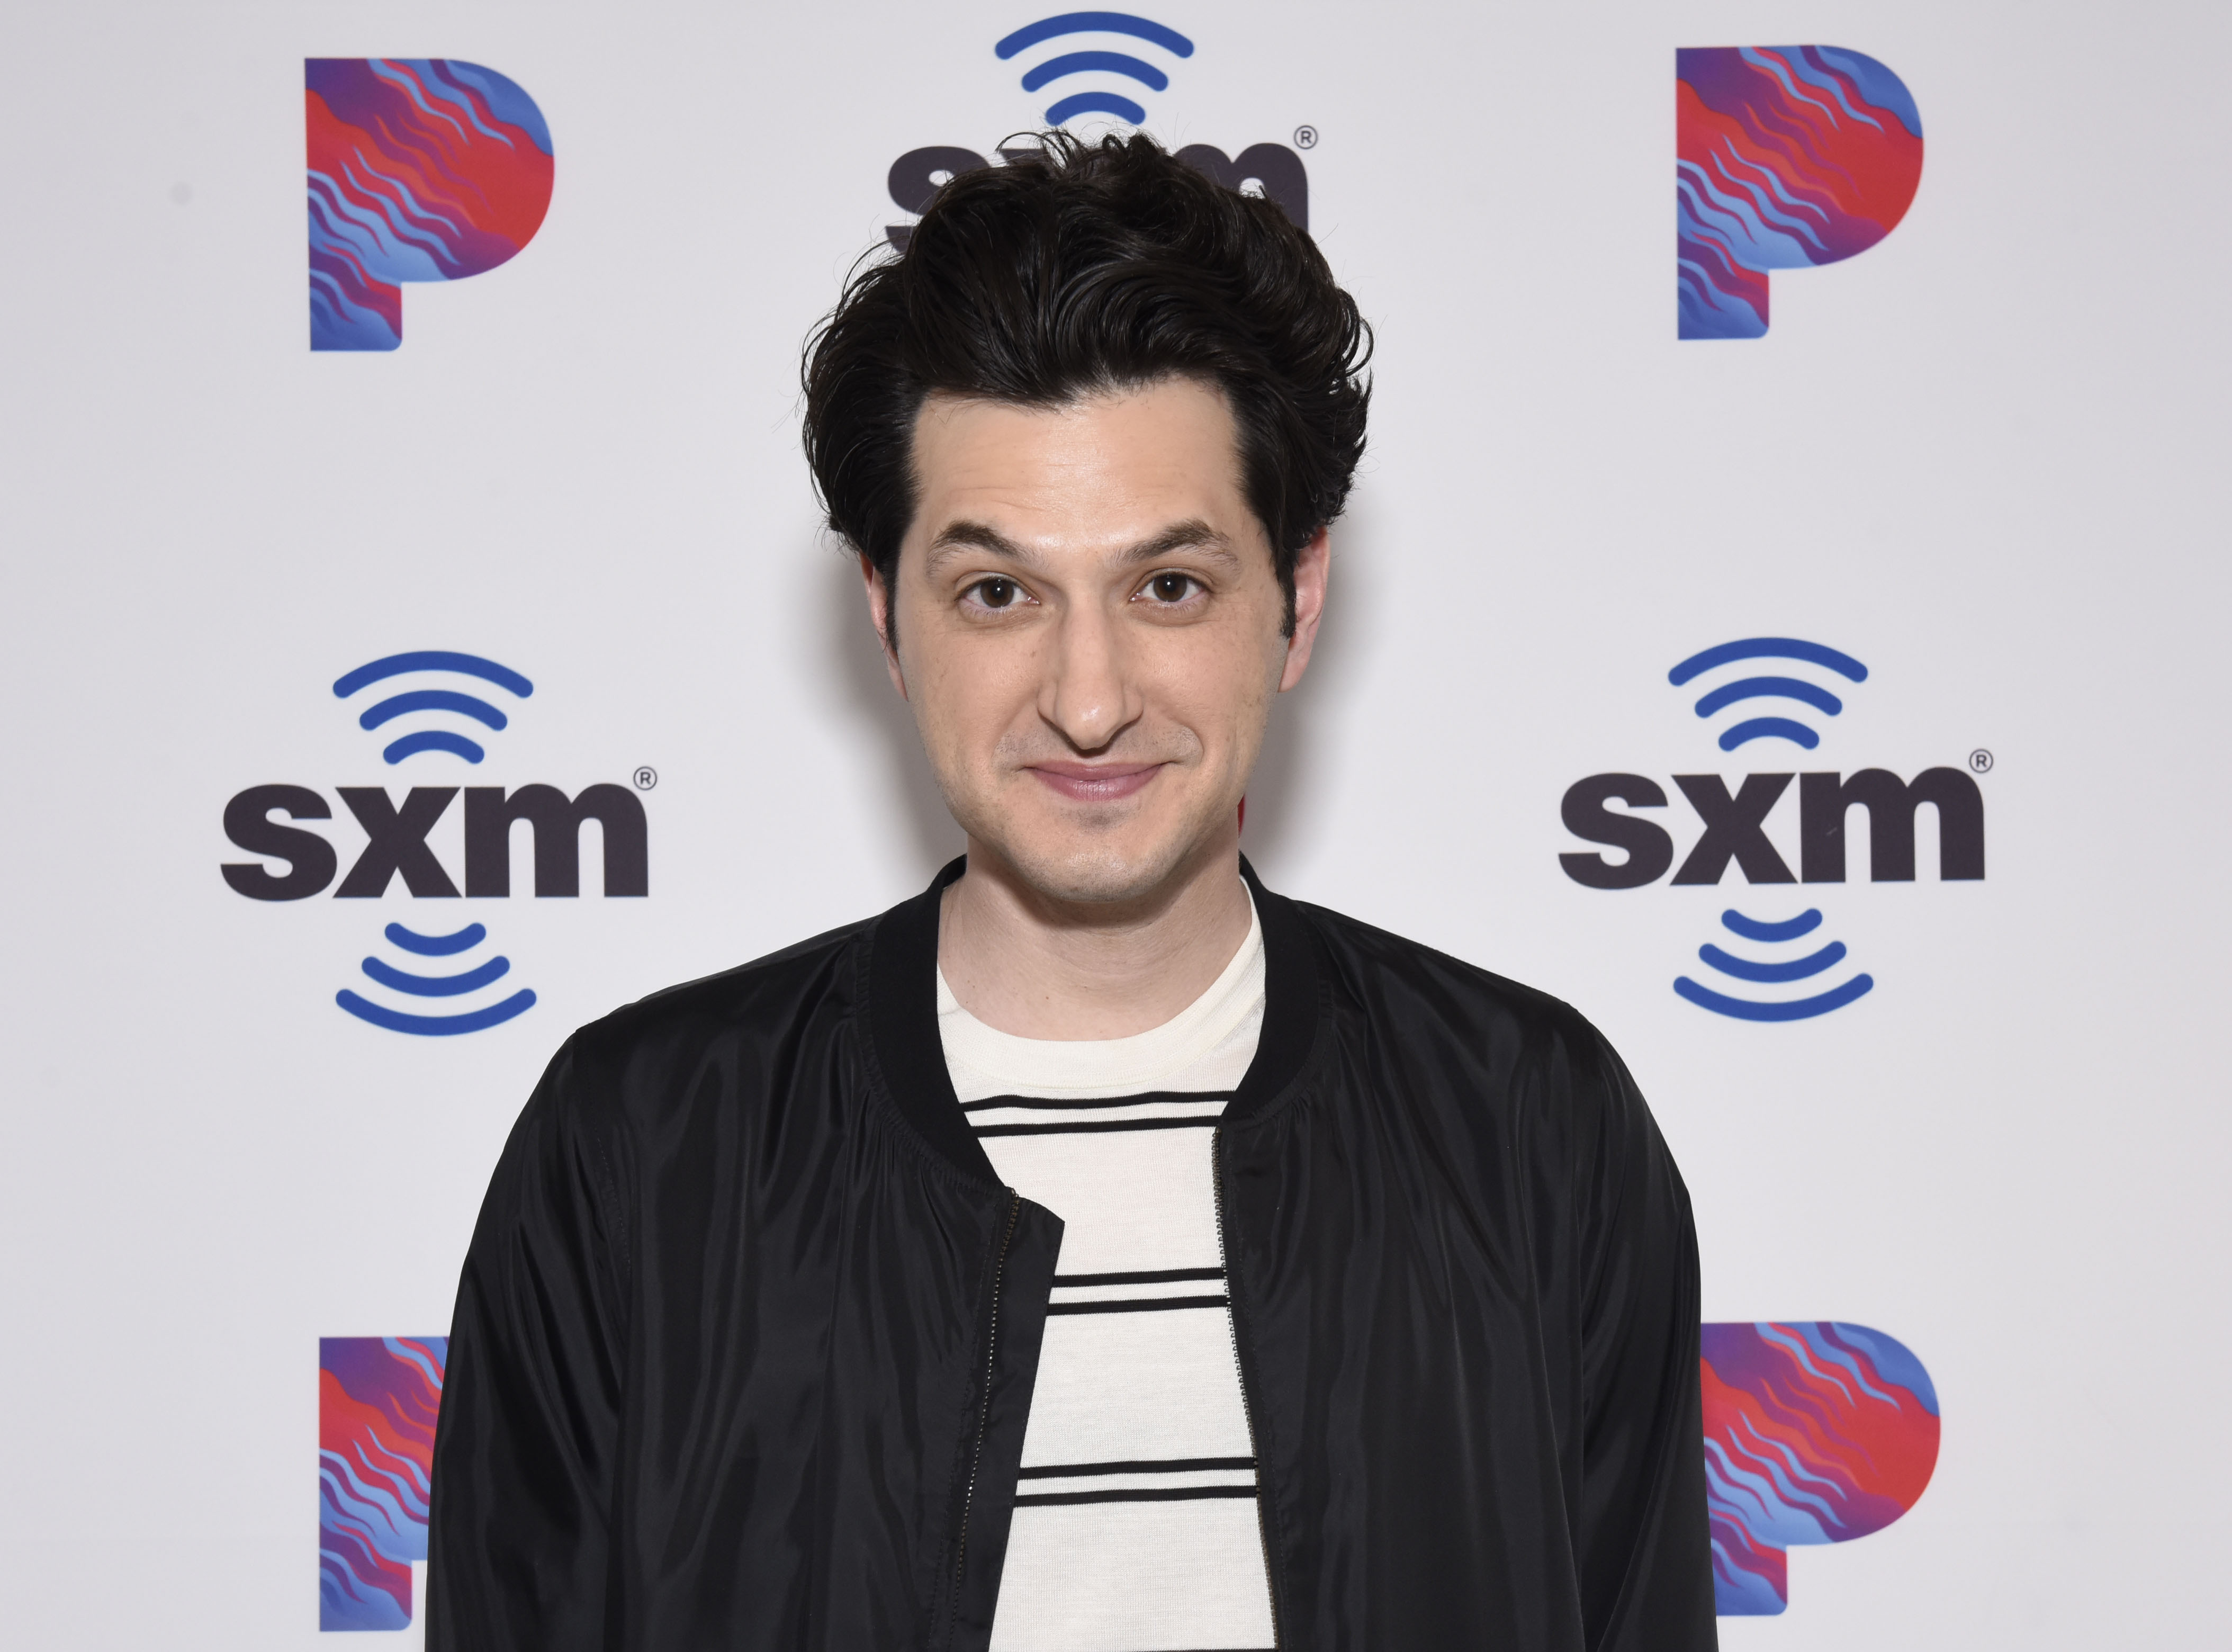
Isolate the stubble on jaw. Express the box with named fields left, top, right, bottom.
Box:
left=970, top=761, right=1268, bottom=925
left=941, top=665, right=1276, bottom=913
left=942, top=775, right=1218, bottom=911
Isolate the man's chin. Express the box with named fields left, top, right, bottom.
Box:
left=972, top=827, right=1220, bottom=911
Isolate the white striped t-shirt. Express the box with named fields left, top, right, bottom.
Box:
left=938, top=899, right=1274, bottom=1652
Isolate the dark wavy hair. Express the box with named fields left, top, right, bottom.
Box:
left=802, top=129, right=1371, bottom=639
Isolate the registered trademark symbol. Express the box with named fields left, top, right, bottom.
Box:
left=1293, top=125, right=1318, bottom=149
left=633, top=766, right=659, bottom=791
left=1968, top=749, right=1993, bottom=774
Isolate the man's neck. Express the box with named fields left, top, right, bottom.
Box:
left=938, top=836, right=1255, bottom=1040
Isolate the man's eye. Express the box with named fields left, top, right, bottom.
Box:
left=1142, top=572, right=1202, bottom=604
left=969, top=578, right=1021, bottom=609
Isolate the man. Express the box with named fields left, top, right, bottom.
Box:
left=428, top=132, right=1715, bottom=1651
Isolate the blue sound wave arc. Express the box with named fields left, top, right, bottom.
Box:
left=1677, top=905, right=1871, bottom=1020
left=1046, top=90, right=1147, bottom=123
left=1722, top=908, right=1821, bottom=942
left=1668, top=638, right=1868, bottom=686
left=340, top=918, right=534, bottom=1035
left=357, top=689, right=509, bottom=731
left=360, top=955, right=512, bottom=996
left=1673, top=974, right=1875, bottom=1021
left=332, top=652, right=535, bottom=698
left=336, top=989, right=537, bottom=1036
left=385, top=921, right=486, bottom=956
left=995, top=13, right=1195, bottom=59
left=1698, top=940, right=1847, bottom=983
left=1693, top=676, right=1844, bottom=717
left=381, top=730, right=485, bottom=764
left=1719, top=715, right=1820, bottom=751
left=1022, top=50, right=1168, bottom=92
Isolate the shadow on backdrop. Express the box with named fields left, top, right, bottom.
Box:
left=1244, top=491, right=1380, bottom=882
left=818, top=542, right=966, bottom=881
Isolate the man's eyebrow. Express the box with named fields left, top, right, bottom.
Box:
left=1118, top=519, right=1239, bottom=566
left=924, top=517, right=1241, bottom=570
left=926, top=520, right=1039, bottom=567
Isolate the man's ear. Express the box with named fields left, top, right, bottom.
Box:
left=1279, top=528, right=1331, bottom=693
left=859, top=553, right=908, bottom=700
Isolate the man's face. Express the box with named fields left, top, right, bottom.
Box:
left=866, top=376, right=1328, bottom=906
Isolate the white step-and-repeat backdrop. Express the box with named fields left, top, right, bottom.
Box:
left=5, top=1, right=2227, bottom=1645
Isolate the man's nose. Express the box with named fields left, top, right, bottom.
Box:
left=1039, top=600, right=1141, bottom=752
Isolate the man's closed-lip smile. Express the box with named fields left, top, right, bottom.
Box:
left=1025, top=760, right=1166, bottom=802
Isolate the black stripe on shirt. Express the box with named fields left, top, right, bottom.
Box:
left=958, top=1090, right=1235, bottom=1113
left=1054, top=1267, right=1223, bottom=1287
left=1018, top=1457, right=1255, bottom=1478
left=1014, top=1485, right=1261, bottom=1507
left=1046, top=1294, right=1228, bottom=1316
left=973, top=1116, right=1219, bottom=1137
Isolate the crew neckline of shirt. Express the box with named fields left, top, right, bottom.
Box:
left=935, top=891, right=1264, bottom=1096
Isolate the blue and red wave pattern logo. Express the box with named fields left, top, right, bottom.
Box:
left=315, top=1323, right=1930, bottom=1622
left=1700, top=1322, right=1939, bottom=1614
left=306, top=59, right=554, bottom=351
left=319, top=1336, right=445, bottom=1630
left=1677, top=48, right=1923, bottom=339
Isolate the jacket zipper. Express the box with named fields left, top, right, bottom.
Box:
left=952, top=1191, right=1022, bottom=1626
left=1213, top=1128, right=1282, bottom=1649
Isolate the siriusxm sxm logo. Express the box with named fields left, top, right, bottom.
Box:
left=222, top=652, right=648, bottom=1036
left=307, top=59, right=554, bottom=351
left=886, top=13, right=1308, bottom=252
left=1560, top=638, right=1984, bottom=1021
left=1678, top=47, right=1923, bottom=339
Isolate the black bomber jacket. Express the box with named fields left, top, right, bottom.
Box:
left=427, top=859, right=1717, bottom=1650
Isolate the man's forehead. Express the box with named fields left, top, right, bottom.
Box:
left=908, top=382, right=1252, bottom=558
left=913, top=383, right=1239, bottom=482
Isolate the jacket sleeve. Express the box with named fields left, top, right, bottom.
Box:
left=1569, top=1029, right=1718, bottom=1651
left=427, top=1036, right=630, bottom=1651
